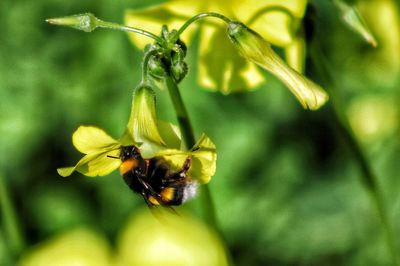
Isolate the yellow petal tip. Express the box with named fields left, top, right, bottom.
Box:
left=57, top=167, right=74, bottom=177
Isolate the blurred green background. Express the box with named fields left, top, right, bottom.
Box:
left=1, top=0, right=399, bottom=265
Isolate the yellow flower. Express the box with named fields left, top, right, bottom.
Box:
left=57, top=85, right=216, bottom=184
left=125, top=0, right=308, bottom=93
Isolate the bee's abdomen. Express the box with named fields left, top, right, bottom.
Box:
left=159, top=181, right=198, bottom=206
left=161, top=187, right=184, bottom=205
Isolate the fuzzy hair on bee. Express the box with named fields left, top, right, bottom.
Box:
left=118, top=145, right=198, bottom=206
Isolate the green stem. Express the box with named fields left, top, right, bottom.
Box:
left=175, top=12, right=231, bottom=39
left=310, top=44, right=399, bottom=265
left=46, top=13, right=164, bottom=44
left=0, top=174, right=25, bottom=260
left=163, top=75, right=234, bottom=266
left=164, top=75, right=196, bottom=149
left=96, top=20, right=164, bottom=44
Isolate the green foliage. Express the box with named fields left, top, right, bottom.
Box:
left=0, top=0, right=399, bottom=265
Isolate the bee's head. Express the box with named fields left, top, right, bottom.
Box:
left=120, top=145, right=141, bottom=161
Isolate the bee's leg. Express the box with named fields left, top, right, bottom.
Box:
left=137, top=176, right=155, bottom=194
left=164, top=156, right=192, bottom=183
left=141, top=190, right=155, bottom=207
left=181, top=156, right=192, bottom=173
left=137, top=176, right=165, bottom=205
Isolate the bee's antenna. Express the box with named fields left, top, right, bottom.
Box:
left=107, top=155, right=119, bottom=159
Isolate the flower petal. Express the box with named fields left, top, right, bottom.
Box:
left=57, top=147, right=121, bottom=177
left=124, top=1, right=199, bottom=49
left=198, top=24, right=264, bottom=93
left=228, top=21, right=329, bottom=110
left=284, top=36, right=306, bottom=74
left=189, top=134, right=217, bottom=184
left=127, top=85, right=175, bottom=158
left=157, top=120, right=182, bottom=150
left=72, top=126, right=120, bottom=154
left=156, top=134, right=216, bottom=184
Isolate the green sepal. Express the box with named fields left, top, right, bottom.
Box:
left=147, top=55, right=168, bottom=80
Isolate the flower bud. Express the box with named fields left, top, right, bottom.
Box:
left=170, top=44, right=188, bottom=83
left=228, top=21, right=328, bottom=110
left=46, top=13, right=98, bottom=32
left=171, top=61, right=188, bottom=83
left=147, top=55, right=168, bottom=80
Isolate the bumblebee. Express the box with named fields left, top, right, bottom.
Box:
left=119, top=145, right=198, bottom=206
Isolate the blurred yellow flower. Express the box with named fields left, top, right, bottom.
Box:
left=116, top=209, right=228, bottom=266
left=357, top=0, right=400, bottom=87
left=125, top=0, right=307, bottom=93
left=57, top=85, right=216, bottom=184
left=19, top=228, right=112, bottom=266
left=347, top=95, right=398, bottom=142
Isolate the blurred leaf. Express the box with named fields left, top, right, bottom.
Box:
left=26, top=186, right=94, bottom=235
left=333, top=0, right=378, bottom=47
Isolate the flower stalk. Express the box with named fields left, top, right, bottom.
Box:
left=164, top=76, right=196, bottom=149
left=175, top=12, right=231, bottom=38
left=163, top=75, right=216, bottom=225
left=163, top=69, right=233, bottom=266
left=46, top=13, right=164, bottom=43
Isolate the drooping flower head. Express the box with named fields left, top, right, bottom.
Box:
left=58, top=84, right=216, bottom=185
